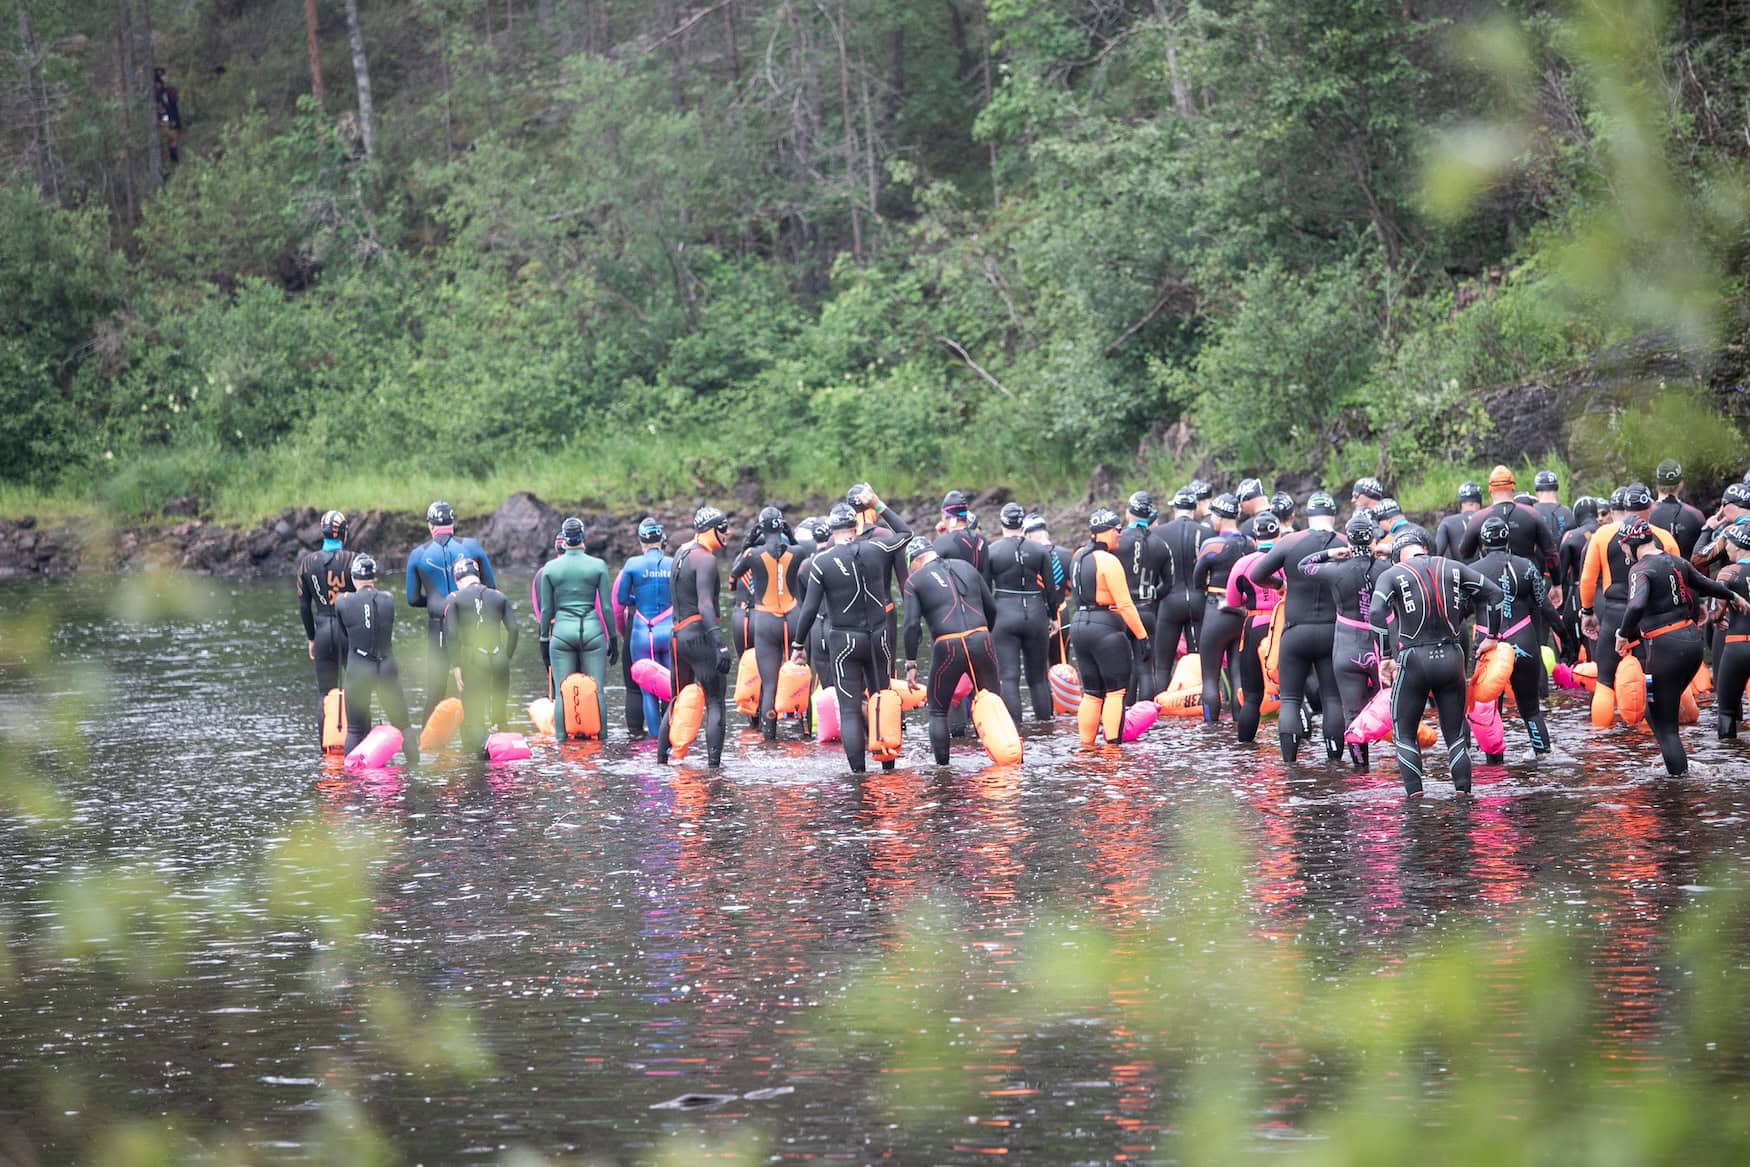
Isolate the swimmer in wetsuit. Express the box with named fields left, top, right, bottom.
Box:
left=540, top=518, right=616, bottom=738
left=443, top=558, right=518, bottom=754
left=731, top=505, right=805, bottom=739
left=659, top=507, right=734, bottom=768
left=334, top=554, right=417, bottom=762
left=1435, top=481, right=1483, bottom=560
left=903, top=537, right=1001, bottom=764
left=1153, top=489, right=1210, bottom=679
left=1650, top=458, right=1708, bottom=559
left=1532, top=470, right=1575, bottom=547
left=1068, top=508, right=1150, bottom=746
left=296, top=509, right=355, bottom=747
left=933, top=490, right=993, bottom=582
left=1192, top=493, right=1253, bottom=722
left=405, top=501, right=496, bottom=716
left=1116, top=490, right=1172, bottom=703
left=850, top=483, right=913, bottom=680
left=1297, top=513, right=1389, bottom=766
left=1710, top=524, right=1750, bottom=741
left=1471, top=515, right=1564, bottom=759
left=614, top=518, right=674, bottom=738
left=987, top=502, right=1064, bottom=722
left=1248, top=491, right=1352, bottom=762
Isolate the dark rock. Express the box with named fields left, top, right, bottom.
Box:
left=163, top=495, right=201, bottom=518
left=16, top=516, right=35, bottom=531
left=249, top=532, right=280, bottom=560
left=1084, top=464, right=1123, bottom=505
left=272, top=520, right=292, bottom=538
left=295, top=523, right=321, bottom=547
left=479, top=492, right=563, bottom=569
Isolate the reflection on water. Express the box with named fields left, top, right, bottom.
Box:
left=2, top=576, right=1749, bottom=1163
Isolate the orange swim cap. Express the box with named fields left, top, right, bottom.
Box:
left=1487, top=465, right=1516, bottom=492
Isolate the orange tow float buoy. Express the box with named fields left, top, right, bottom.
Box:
left=420, top=696, right=462, bottom=753
left=668, top=683, right=705, bottom=758
left=970, top=689, right=1023, bottom=764
left=322, top=688, right=348, bottom=754
left=558, top=673, right=602, bottom=740
left=867, top=689, right=903, bottom=763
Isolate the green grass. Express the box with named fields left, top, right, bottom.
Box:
left=1397, top=452, right=1581, bottom=514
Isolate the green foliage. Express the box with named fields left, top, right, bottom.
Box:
left=1568, top=385, right=1749, bottom=487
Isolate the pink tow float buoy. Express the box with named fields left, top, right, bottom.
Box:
left=630, top=658, right=673, bottom=702
left=952, top=672, right=973, bottom=703
left=1551, top=662, right=1581, bottom=691
left=344, top=725, right=403, bottom=771
left=813, top=687, right=841, bottom=744
left=485, top=732, right=531, bottom=762
left=1120, top=701, right=1158, bottom=742
left=1468, top=699, right=1504, bottom=756
left=1345, top=686, right=1393, bottom=745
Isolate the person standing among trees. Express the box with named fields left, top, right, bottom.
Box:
left=153, top=67, right=182, bottom=164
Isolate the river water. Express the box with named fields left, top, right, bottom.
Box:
left=2, top=574, right=1748, bottom=1164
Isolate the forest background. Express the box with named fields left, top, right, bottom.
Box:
left=4, top=0, right=1750, bottom=525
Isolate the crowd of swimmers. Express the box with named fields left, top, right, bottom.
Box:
left=295, top=460, right=1750, bottom=793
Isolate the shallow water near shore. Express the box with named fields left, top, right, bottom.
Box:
left=2, top=574, right=1749, bottom=1164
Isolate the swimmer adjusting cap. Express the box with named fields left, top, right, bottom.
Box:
left=758, top=505, right=785, bottom=533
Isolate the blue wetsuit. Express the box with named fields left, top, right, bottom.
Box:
left=404, top=533, right=496, bottom=713
left=616, top=547, right=675, bottom=735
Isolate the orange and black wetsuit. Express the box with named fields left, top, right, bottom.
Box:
left=1579, top=519, right=1679, bottom=692
left=660, top=532, right=729, bottom=766
left=1619, top=553, right=1736, bottom=775
left=1068, top=540, right=1148, bottom=745
left=731, top=534, right=805, bottom=736
left=987, top=533, right=1063, bottom=723
left=296, top=545, right=356, bottom=736
left=904, top=555, right=1000, bottom=764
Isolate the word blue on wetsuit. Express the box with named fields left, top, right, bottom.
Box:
left=616, top=546, right=675, bottom=731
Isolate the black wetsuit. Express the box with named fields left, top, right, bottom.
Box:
left=857, top=511, right=913, bottom=680
left=1249, top=527, right=1352, bottom=762
left=1534, top=500, right=1576, bottom=548
left=1714, top=563, right=1750, bottom=738
left=1299, top=548, right=1387, bottom=763
left=1154, top=515, right=1209, bottom=674
left=1458, top=501, right=1557, bottom=578
left=442, top=582, right=518, bottom=753
left=1472, top=549, right=1562, bottom=756
left=1556, top=519, right=1598, bottom=665
left=1369, top=556, right=1503, bottom=793
left=1435, top=511, right=1474, bottom=560
left=1042, top=542, right=1075, bottom=665
left=1619, top=553, right=1737, bottom=775
left=335, top=587, right=415, bottom=760
left=1116, top=522, right=1172, bottom=703
left=296, top=546, right=356, bottom=740
left=1650, top=495, right=1707, bottom=559
left=730, top=536, right=805, bottom=734
left=1191, top=532, right=1253, bottom=720
left=987, top=533, right=1063, bottom=722
left=792, top=537, right=896, bottom=773
left=933, top=528, right=993, bottom=583
left=661, top=536, right=730, bottom=767
left=904, top=556, right=1000, bottom=764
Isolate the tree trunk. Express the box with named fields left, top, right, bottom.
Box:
left=114, top=0, right=137, bottom=222
left=535, top=0, right=552, bottom=29
left=829, top=0, right=861, bottom=261
left=304, top=0, right=325, bottom=107
left=724, top=0, right=739, bottom=86
left=344, top=0, right=374, bottom=158
left=120, top=0, right=161, bottom=198
left=17, top=0, right=59, bottom=198
left=1153, top=1, right=1195, bottom=117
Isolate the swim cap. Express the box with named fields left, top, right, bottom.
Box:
left=1171, top=489, right=1197, bottom=511
left=826, top=503, right=858, bottom=531
left=1487, top=465, right=1515, bottom=492
left=1655, top=458, right=1682, bottom=486
left=847, top=484, right=875, bottom=509
left=1514, top=492, right=1535, bottom=507
left=1305, top=492, right=1338, bottom=517
left=942, top=489, right=970, bottom=517
left=1609, top=487, right=1628, bottom=511
left=560, top=516, right=586, bottom=546
left=1723, top=483, right=1750, bottom=508
left=1533, top=470, right=1559, bottom=491
left=1022, top=513, right=1048, bottom=535
left=1374, top=497, right=1402, bottom=522
left=1353, top=476, right=1383, bottom=500
left=1457, top=481, right=1483, bottom=504
left=454, top=557, right=480, bottom=583
left=350, top=553, right=377, bottom=580
left=1209, top=494, right=1240, bottom=520
left=758, top=505, right=785, bottom=533
left=638, top=517, right=665, bottom=542
left=1269, top=491, right=1296, bottom=519
left=1621, top=483, right=1653, bottom=510
left=802, top=516, right=831, bottom=542
left=1088, top=508, right=1121, bottom=534
left=693, top=506, right=728, bottom=533
left=1617, top=514, right=1654, bottom=551
left=1572, top=497, right=1599, bottom=523
left=905, top=536, right=934, bottom=563
left=320, top=509, right=348, bottom=541
left=1190, top=479, right=1214, bottom=501
left=1126, top=491, right=1157, bottom=521
left=1345, top=515, right=1377, bottom=546
left=1391, top=529, right=1429, bottom=557
left=1725, top=524, right=1750, bottom=553
left=1236, top=478, right=1265, bottom=503
left=999, top=502, right=1026, bottom=529
left=426, top=500, right=455, bottom=526
left=1478, top=515, right=1511, bottom=549
left=1250, top=513, right=1282, bottom=541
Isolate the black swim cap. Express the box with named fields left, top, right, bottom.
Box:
left=1390, top=529, right=1429, bottom=557
left=320, top=509, right=348, bottom=541
left=1457, top=481, right=1483, bottom=504
left=999, top=502, right=1026, bottom=529
left=1609, top=487, right=1628, bottom=511
left=826, top=503, right=858, bottom=530
left=1345, top=515, right=1377, bottom=545
left=1236, top=478, right=1265, bottom=503
left=561, top=516, right=586, bottom=546
left=1306, top=492, right=1338, bottom=517
left=1616, top=514, right=1654, bottom=551
left=1478, top=515, right=1511, bottom=549
left=1572, top=497, right=1599, bottom=523
left=1190, top=479, right=1214, bottom=501
left=905, top=536, right=934, bottom=563
left=758, top=505, right=785, bottom=533
left=1171, top=489, right=1197, bottom=511
left=847, top=483, right=875, bottom=508
left=1250, top=513, right=1281, bottom=541
left=1724, top=523, right=1750, bottom=552
left=350, top=553, right=377, bottom=580
left=1022, top=513, right=1048, bottom=535
left=1621, top=483, right=1653, bottom=510
left=1533, top=470, right=1559, bottom=491
left=802, top=516, right=831, bottom=542
left=1514, top=492, right=1536, bottom=507
left=1126, top=490, right=1157, bottom=521
left=454, top=557, right=480, bottom=582
left=1655, top=458, right=1682, bottom=486
left=693, top=506, right=728, bottom=533
left=1353, top=476, right=1383, bottom=500
left=1374, top=497, right=1402, bottom=521
left=1209, top=494, right=1240, bottom=520
left=1724, top=483, right=1750, bottom=508
left=426, top=500, right=455, bottom=526
left=1088, top=508, right=1121, bottom=534
left=942, top=489, right=970, bottom=516
left=638, top=517, right=665, bottom=542
left=1269, top=491, right=1295, bottom=519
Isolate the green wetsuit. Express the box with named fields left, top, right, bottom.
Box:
left=540, top=549, right=612, bottom=736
